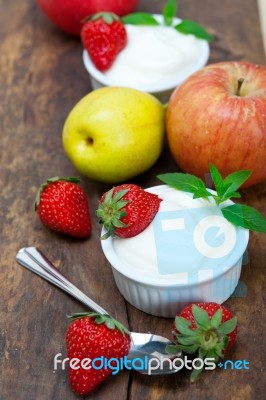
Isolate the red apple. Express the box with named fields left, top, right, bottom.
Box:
left=36, top=0, right=140, bottom=36
left=166, top=61, right=266, bottom=188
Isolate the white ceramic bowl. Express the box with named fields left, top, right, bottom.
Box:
left=83, top=15, right=210, bottom=102
left=101, top=185, right=249, bottom=318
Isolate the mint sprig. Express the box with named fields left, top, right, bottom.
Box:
left=121, top=0, right=214, bottom=42
left=221, top=204, right=266, bottom=233
left=163, top=0, right=178, bottom=26
left=121, top=12, right=159, bottom=26
left=175, top=19, right=214, bottom=41
left=157, top=164, right=266, bottom=233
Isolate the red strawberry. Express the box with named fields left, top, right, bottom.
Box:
left=34, top=177, right=91, bottom=238
left=66, top=312, right=131, bottom=395
left=167, top=302, right=237, bottom=381
left=81, top=13, right=127, bottom=71
left=96, top=184, right=162, bottom=239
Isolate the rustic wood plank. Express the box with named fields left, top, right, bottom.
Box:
left=0, top=0, right=265, bottom=399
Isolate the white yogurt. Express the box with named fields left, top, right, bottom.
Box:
left=104, top=24, right=202, bottom=90
left=112, top=186, right=247, bottom=281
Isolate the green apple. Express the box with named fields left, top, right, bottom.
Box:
left=62, top=87, right=165, bottom=183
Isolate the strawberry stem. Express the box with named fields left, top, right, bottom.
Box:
left=96, top=187, right=129, bottom=239
left=67, top=312, right=129, bottom=335
left=168, top=305, right=237, bottom=381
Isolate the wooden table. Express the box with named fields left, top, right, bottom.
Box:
left=1, top=1, right=265, bottom=399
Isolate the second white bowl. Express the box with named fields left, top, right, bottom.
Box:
left=101, top=185, right=249, bottom=318
left=83, top=15, right=210, bottom=102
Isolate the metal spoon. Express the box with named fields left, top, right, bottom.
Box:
left=16, top=247, right=181, bottom=375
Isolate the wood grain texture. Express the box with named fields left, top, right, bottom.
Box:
left=0, top=0, right=265, bottom=399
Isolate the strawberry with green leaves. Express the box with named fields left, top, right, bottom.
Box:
left=66, top=313, right=131, bottom=395
left=34, top=177, right=91, bottom=238
left=81, top=13, right=127, bottom=71
left=167, top=302, right=237, bottom=381
left=96, top=184, right=162, bottom=239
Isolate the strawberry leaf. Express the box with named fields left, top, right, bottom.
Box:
left=112, top=218, right=127, bottom=228
left=174, top=343, right=200, bottom=354
left=112, top=188, right=129, bottom=203
left=175, top=316, right=191, bottom=330
left=190, top=363, right=204, bottom=382
left=214, top=345, right=224, bottom=358
left=210, top=309, right=222, bottom=329
left=192, top=305, right=211, bottom=330
left=177, top=335, right=201, bottom=345
left=103, top=187, right=114, bottom=203
left=199, top=348, right=208, bottom=358
left=221, top=204, right=266, bottom=233
left=217, top=317, right=237, bottom=335
left=165, top=344, right=181, bottom=354
left=220, top=336, right=229, bottom=350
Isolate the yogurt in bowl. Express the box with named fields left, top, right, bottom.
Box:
left=101, top=185, right=249, bottom=318
left=83, top=15, right=210, bottom=102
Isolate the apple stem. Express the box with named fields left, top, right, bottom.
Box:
left=236, top=78, right=244, bottom=96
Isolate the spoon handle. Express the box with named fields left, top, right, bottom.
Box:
left=16, top=247, right=108, bottom=315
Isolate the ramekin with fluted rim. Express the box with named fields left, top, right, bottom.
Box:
left=82, top=15, right=210, bottom=102
left=101, top=185, right=249, bottom=318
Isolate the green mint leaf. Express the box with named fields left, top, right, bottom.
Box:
left=217, top=170, right=252, bottom=203
left=210, top=163, right=224, bottom=198
left=157, top=172, right=210, bottom=198
left=163, top=0, right=178, bottom=26
left=192, top=305, right=211, bottom=330
left=221, top=204, right=266, bottom=233
left=175, top=19, right=215, bottom=41
left=220, top=191, right=241, bottom=202
left=122, top=12, right=159, bottom=25
left=223, top=170, right=252, bottom=193
left=192, top=188, right=212, bottom=200
left=217, top=317, right=237, bottom=335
